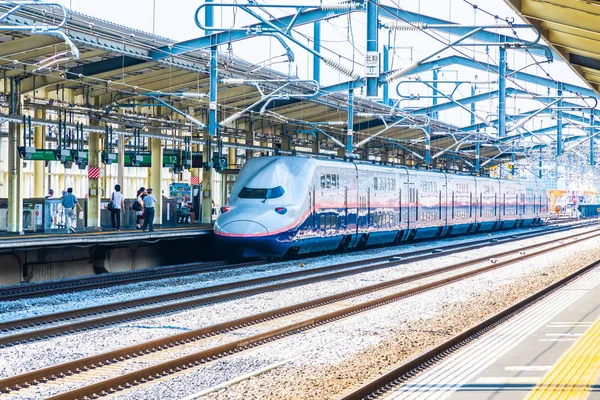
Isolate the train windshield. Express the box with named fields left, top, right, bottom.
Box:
left=238, top=186, right=285, bottom=200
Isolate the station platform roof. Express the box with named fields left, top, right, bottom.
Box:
left=0, top=3, right=466, bottom=161
left=506, top=0, right=600, bottom=95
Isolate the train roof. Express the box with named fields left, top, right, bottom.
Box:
left=250, top=156, right=539, bottom=183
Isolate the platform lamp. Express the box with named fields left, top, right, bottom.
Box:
left=54, top=114, right=72, bottom=168
left=181, top=136, right=192, bottom=170
left=71, top=122, right=87, bottom=170
left=131, top=128, right=145, bottom=166
left=17, top=115, right=36, bottom=159
left=102, top=125, right=117, bottom=164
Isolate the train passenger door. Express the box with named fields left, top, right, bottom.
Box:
left=310, top=186, right=317, bottom=232
left=367, top=187, right=372, bottom=227
left=343, top=187, right=348, bottom=229
left=405, top=182, right=417, bottom=227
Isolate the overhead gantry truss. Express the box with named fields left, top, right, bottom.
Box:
left=0, top=0, right=596, bottom=177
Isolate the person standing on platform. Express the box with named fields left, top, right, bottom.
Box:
left=61, top=187, right=82, bottom=234
left=44, top=189, right=54, bottom=199
left=110, top=184, right=125, bottom=231
left=141, top=187, right=157, bottom=232
left=134, top=187, right=146, bottom=229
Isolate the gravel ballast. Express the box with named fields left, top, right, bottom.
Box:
left=1, top=226, right=598, bottom=400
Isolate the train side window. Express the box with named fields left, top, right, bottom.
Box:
left=336, top=174, right=340, bottom=188
left=326, top=174, right=331, bottom=188
left=320, top=215, right=326, bottom=229
left=320, top=174, right=325, bottom=188
left=331, top=174, right=337, bottom=189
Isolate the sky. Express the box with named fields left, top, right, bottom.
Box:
left=50, top=0, right=592, bottom=135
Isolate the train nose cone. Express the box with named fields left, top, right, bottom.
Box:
left=218, top=220, right=268, bottom=236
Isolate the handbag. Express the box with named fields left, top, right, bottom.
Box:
left=132, top=201, right=142, bottom=211
left=107, top=193, right=115, bottom=211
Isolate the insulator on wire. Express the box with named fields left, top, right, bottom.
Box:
left=320, top=2, right=358, bottom=10
left=325, top=58, right=360, bottom=80
left=385, top=21, right=426, bottom=31
left=386, top=62, right=420, bottom=83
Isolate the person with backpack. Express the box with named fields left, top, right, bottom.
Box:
left=109, top=184, right=125, bottom=231
left=133, top=187, right=146, bottom=229
left=61, top=188, right=82, bottom=234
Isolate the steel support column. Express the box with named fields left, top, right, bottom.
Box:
left=432, top=68, right=439, bottom=120
left=7, top=78, right=22, bottom=234
left=498, top=46, right=506, bottom=138
left=425, top=125, right=431, bottom=167
left=383, top=45, right=389, bottom=105
left=539, top=148, right=543, bottom=179
left=591, top=114, right=595, bottom=166
left=366, top=0, right=378, bottom=97
left=87, top=127, right=101, bottom=229
left=471, top=83, right=480, bottom=172
left=203, top=0, right=216, bottom=225
left=245, top=129, right=254, bottom=161
left=511, top=152, right=515, bottom=176
left=33, top=108, right=45, bottom=198
left=201, top=132, right=213, bottom=224
left=191, top=143, right=200, bottom=187
left=557, top=85, right=563, bottom=156
left=228, top=139, right=237, bottom=167
left=150, top=137, right=163, bottom=225
left=117, top=134, right=125, bottom=193
left=313, top=21, right=320, bottom=82
left=347, top=89, right=354, bottom=156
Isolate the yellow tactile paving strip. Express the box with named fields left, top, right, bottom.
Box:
left=523, top=316, right=600, bottom=400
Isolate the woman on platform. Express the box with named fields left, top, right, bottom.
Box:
left=133, top=187, right=146, bottom=229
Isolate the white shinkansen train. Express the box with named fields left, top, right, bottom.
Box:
left=214, top=156, right=548, bottom=258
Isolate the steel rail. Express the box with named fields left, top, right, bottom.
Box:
left=1, top=228, right=598, bottom=397
left=1, top=222, right=581, bottom=301
left=337, top=259, right=600, bottom=400
left=0, top=259, right=262, bottom=301
left=0, top=225, right=589, bottom=347
left=41, top=229, right=600, bottom=400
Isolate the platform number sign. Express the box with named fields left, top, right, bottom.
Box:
left=165, top=155, right=178, bottom=165
left=364, top=51, right=380, bottom=78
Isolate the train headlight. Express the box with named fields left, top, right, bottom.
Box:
left=220, top=206, right=231, bottom=213
left=275, top=207, right=287, bottom=215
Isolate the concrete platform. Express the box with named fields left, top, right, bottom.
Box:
left=0, top=224, right=213, bottom=251
left=0, top=224, right=216, bottom=286
left=384, top=266, right=600, bottom=399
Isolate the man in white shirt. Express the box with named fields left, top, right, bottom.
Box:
left=110, top=184, right=125, bottom=231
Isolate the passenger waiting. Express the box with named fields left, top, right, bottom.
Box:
left=178, top=195, right=194, bottom=223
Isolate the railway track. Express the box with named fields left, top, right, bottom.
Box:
left=1, top=227, right=599, bottom=399
left=338, top=257, right=600, bottom=400
left=0, top=225, right=593, bottom=347
left=0, top=221, right=588, bottom=301
left=0, top=259, right=263, bottom=301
